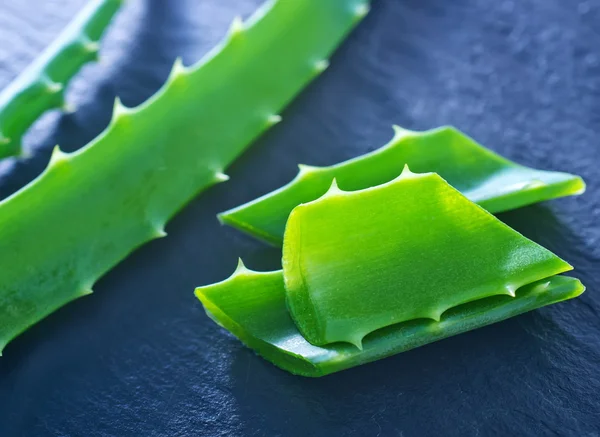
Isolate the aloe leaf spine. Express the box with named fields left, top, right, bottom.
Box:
left=0, top=0, right=371, bottom=354
left=0, top=0, right=124, bottom=159
left=219, top=126, right=585, bottom=245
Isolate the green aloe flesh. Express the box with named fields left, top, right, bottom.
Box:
left=0, top=0, right=370, bottom=354
left=0, top=0, right=123, bottom=159
left=219, top=126, right=585, bottom=245
left=196, top=170, right=584, bottom=376
left=197, top=268, right=583, bottom=377
left=283, top=170, right=573, bottom=347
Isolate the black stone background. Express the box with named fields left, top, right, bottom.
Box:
left=0, top=0, right=599, bottom=435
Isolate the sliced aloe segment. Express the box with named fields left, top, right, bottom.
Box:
left=219, top=126, right=585, bottom=245
left=282, top=170, right=572, bottom=347
left=198, top=170, right=584, bottom=376
left=196, top=167, right=584, bottom=376
left=196, top=267, right=583, bottom=377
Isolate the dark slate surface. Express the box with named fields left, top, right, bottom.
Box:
left=0, top=0, right=599, bottom=435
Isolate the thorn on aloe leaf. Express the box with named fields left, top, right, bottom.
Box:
left=153, top=227, right=168, bottom=239
left=391, top=124, right=416, bottom=140
left=314, top=59, right=330, bottom=73
left=428, top=309, right=443, bottom=323
left=297, top=164, right=320, bottom=178
left=228, top=16, right=245, bottom=39
left=44, top=79, right=64, bottom=95
left=354, top=3, right=370, bottom=19
left=168, top=57, right=188, bottom=83
left=85, top=40, right=100, bottom=54
left=533, top=281, right=551, bottom=293
left=111, top=97, right=132, bottom=125
left=267, top=114, right=282, bottom=126
left=324, top=178, right=344, bottom=197
left=504, top=284, right=517, bottom=297
left=234, top=258, right=251, bottom=276
left=214, top=172, right=230, bottom=183
left=348, top=334, right=364, bottom=351
left=78, top=287, right=94, bottom=296
left=49, top=145, right=70, bottom=167
left=398, top=163, right=418, bottom=179
left=62, top=101, right=76, bottom=114
left=80, top=38, right=100, bottom=61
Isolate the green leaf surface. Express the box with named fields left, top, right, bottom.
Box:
left=282, top=170, right=572, bottom=347
left=0, top=0, right=370, bottom=354
left=0, top=0, right=123, bottom=159
left=196, top=266, right=583, bottom=377
left=197, top=170, right=584, bottom=376
left=219, top=126, right=585, bottom=245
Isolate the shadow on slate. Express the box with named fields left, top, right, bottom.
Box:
left=0, top=0, right=599, bottom=436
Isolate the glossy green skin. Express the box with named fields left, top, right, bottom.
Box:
left=197, top=171, right=584, bottom=376
left=219, top=126, right=585, bottom=245
left=196, top=266, right=583, bottom=377
left=0, top=0, right=123, bottom=159
left=282, top=171, right=572, bottom=347
left=0, top=0, right=370, bottom=354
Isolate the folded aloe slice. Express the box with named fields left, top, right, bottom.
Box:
left=196, top=170, right=584, bottom=376
left=0, top=0, right=370, bottom=354
left=0, top=0, right=123, bottom=159
left=219, top=126, right=585, bottom=245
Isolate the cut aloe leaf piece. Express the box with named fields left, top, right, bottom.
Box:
left=219, top=126, right=585, bottom=245
left=282, top=170, right=573, bottom=347
left=197, top=169, right=584, bottom=376
left=196, top=267, right=583, bottom=377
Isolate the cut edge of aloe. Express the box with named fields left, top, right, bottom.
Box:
left=196, top=266, right=584, bottom=377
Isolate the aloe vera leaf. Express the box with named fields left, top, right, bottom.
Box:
left=219, top=126, right=585, bottom=245
left=196, top=170, right=584, bottom=375
left=196, top=266, right=584, bottom=377
left=0, top=0, right=123, bottom=159
left=0, top=0, right=370, bottom=354
left=282, top=169, right=573, bottom=347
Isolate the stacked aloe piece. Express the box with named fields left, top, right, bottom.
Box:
left=197, top=127, right=585, bottom=377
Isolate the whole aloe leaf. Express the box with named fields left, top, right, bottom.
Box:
left=0, top=0, right=371, bottom=354
left=196, top=169, right=584, bottom=376
left=0, top=0, right=123, bottom=159
left=219, top=126, right=585, bottom=245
